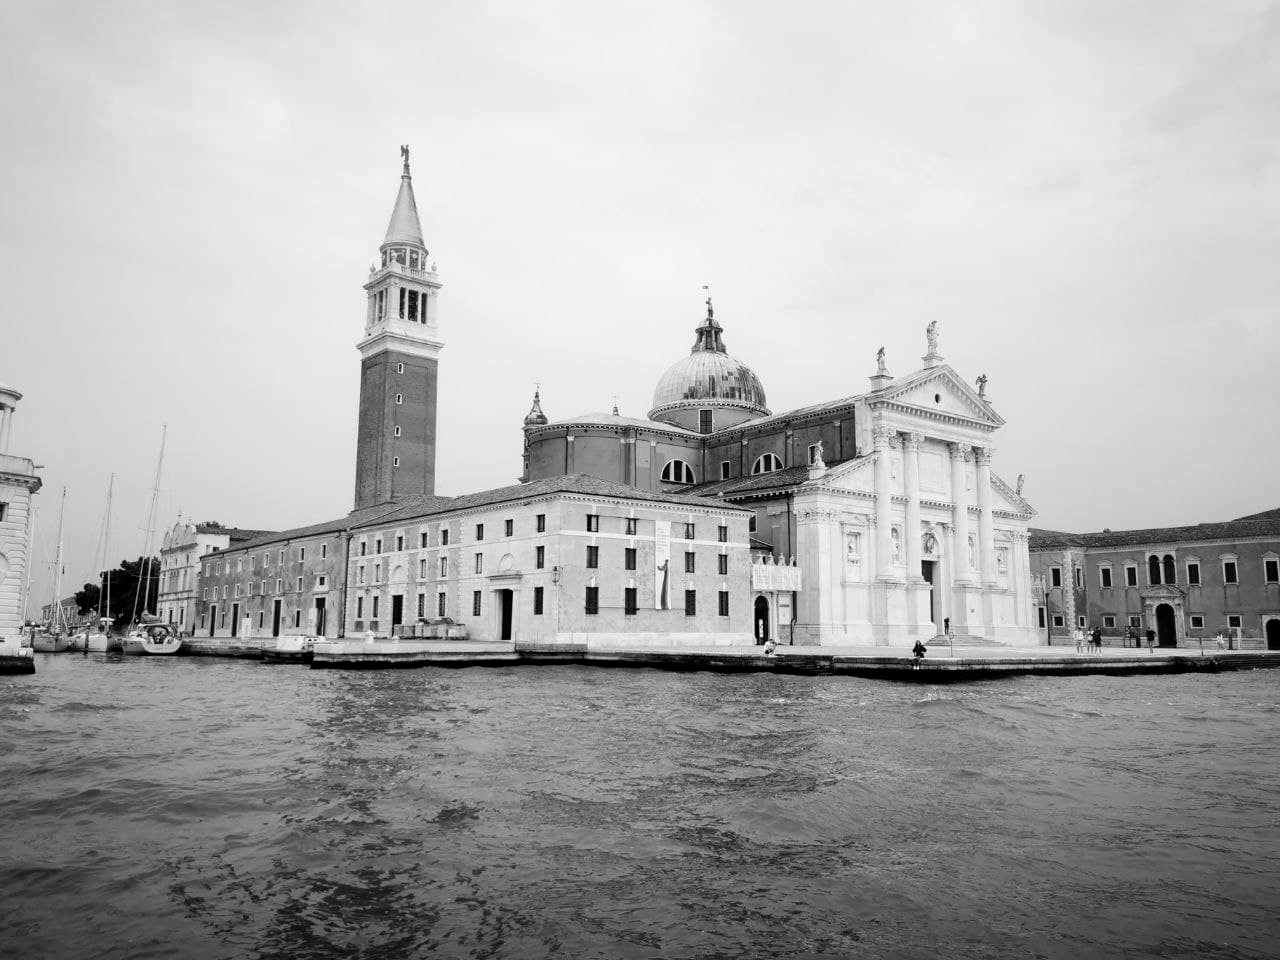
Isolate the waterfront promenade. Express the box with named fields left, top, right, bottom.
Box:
left=138, top=634, right=1280, bottom=680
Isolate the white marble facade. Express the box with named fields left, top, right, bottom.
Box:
left=791, top=361, right=1039, bottom=646
left=0, top=386, right=41, bottom=644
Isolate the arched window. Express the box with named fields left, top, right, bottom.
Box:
left=1162, top=554, right=1176, bottom=584
left=660, top=459, right=696, bottom=484
left=1148, top=554, right=1162, bottom=585
left=752, top=453, right=783, bottom=475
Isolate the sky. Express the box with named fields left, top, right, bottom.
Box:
left=2, top=0, right=1277, bottom=607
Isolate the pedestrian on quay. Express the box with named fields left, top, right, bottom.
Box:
left=1074, top=626, right=1084, bottom=654
left=1146, top=628, right=1156, bottom=653
left=1091, top=625, right=1103, bottom=653
left=912, top=639, right=928, bottom=666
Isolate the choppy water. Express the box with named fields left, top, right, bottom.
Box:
left=2, top=655, right=1279, bottom=959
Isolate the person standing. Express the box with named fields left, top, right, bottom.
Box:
left=1074, top=626, right=1084, bottom=654
left=1146, top=628, right=1156, bottom=653
left=1091, top=625, right=1103, bottom=653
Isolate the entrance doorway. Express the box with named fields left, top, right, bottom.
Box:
left=1155, top=603, right=1177, bottom=646
left=754, top=596, right=770, bottom=644
left=498, top=589, right=514, bottom=641
left=314, top=597, right=326, bottom=637
left=391, top=594, right=404, bottom=634
left=272, top=598, right=282, bottom=638
left=1267, top=618, right=1280, bottom=651
left=231, top=602, right=240, bottom=638
left=921, top=560, right=937, bottom=630
left=209, top=605, right=217, bottom=637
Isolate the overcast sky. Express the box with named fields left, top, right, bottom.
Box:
left=3, top=0, right=1277, bottom=605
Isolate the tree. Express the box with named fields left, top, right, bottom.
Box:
left=72, top=556, right=160, bottom=631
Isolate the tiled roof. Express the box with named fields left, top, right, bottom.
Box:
left=690, top=458, right=858, bottom=499
left=1030, top=508, right=1280, bottom=551
left=194, top=522, right=277, bottom=542
left=211, top=476, right=747, bottom=558
left=369, top=474, right=748, bottom=527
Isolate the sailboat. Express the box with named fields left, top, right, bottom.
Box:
left=122, top=428, right=181, bottom=656
left=32, top=487, right=71, bottom=653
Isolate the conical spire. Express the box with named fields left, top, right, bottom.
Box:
left=382, top=145, right=426, bottom=249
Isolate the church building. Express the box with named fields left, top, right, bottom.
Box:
left=193, top=150, right=1041, bottom=648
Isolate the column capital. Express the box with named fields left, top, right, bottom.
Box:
left=949, top=441, right=973, bottom=462
left=902, top=431, right=923, bottom=451
left=872, top=424, right=893, bottom=449
left=976, top=446, right=995, bottom=465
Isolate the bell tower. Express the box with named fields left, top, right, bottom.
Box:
left=353, top=146, right=444, bottom=510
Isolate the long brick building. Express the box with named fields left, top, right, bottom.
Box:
left=1029, top=509, right=1280, bottom=648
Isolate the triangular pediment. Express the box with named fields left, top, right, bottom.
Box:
left=992, top=472, right=1036, bottom=518
left=806, top=455, right=876, bottom=493
left=873, top=366, right=1005, bottom=426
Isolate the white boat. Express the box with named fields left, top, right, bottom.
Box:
left=122, top=619, right=181, bottom=656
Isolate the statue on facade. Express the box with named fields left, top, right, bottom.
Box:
left=812, top=440, right=826, bottom=470
left=976, top=373, right=988, bottom=398
left=926, top=320, right=939, bottom=354
left=891, top=527, right=903, bottom=564
left=875, top=346, right=887, bottom=374
left=1016, top=473, right=1025, bottom=496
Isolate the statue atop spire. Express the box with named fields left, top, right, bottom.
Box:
left=400, top=144, right=411, bottom=176
left=524, top=384, right=548, bottom=428
left=691, top=285, right=727, bottom=354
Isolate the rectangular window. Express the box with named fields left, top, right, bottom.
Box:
left=294, top=610, right=302, bottom=628
left=720, top=461, right=730, bottom=481
left=1228, top=615, right=1242, bottom=629
left=533, top=586, right=544, bottom=615
left=624, top=587, right=637, bottom=616
left=299, top=546, right=307, bottom=562
left=420, top=532, right=428, bottom=548
left=685, top=589, right=697, bottom=616
left=1052, top=615, right=1064, bottom=627
left=718, top=554, right=728, bottom=575
left=624, top=548, right=636, bottom=571
left=536, top=545, right=545, bottom=569
left=1074, top=567, right=1082, bottom=588
left=1099, top=567, right=1112, bottom=588
left=475, top=524, right=484, bottom=541
left=623, top=517, right=637, bottom=536
left=278, top=550, right=285, bottom=564
left=0, top=503, right=6, bottom=523
left=587, top=514, right=599, bottom=532
left=358, top=566, right=366, bottom=584
left=1224, top=560, right=1239, bottom=584
left=1050, top=567, right=1062, bottom=588
left=1187, top=562, right=1201, bottom=585
left=1129, top=615, right=1142, bottom=628
left=399, top=287, right=406, bottom=318
left=360, top=541, right=367, bottom=557
left=439, top=557, right=448, bottom=577
left=372, top=596, right=379, bottom=617
left=441, top=529, right=450, bottom=546
left=396, top=535, right=404, bottom=552
left=584, top=586, right=599, bottom=615
left=438, top=592, right=446, bottom=617
left=321, top=543, right=327, bottom=559
left=417, top=593, right=425, bottom=619
left=1103, top=615, right=1115, bottom=628
left=1037, top=607, right=1046, bottom=628
left=684, top=522, right=696, bottom=540
left=1190, top=615, right=1204, bottom=629
left=472, top=591, right=481, bottom=617
left=684, top=551, right=695, bottom=573
left=717, top=525, right=728, bottom=543
left=1125, top=565, right=1138, bottom=587
left=1077, top=615, right=1086, bottom=628
left=375, top=538, right=382, bottom=554
left=718, top=590, right=729, bottom=617
left=295, top=576, right=303, bottom=592
left=419, top=559, right=427, bottom=579
left=1266, top=559, right=1279, bottom=583
left=586, top=545, right=599, bottom=569
left=317, top=575, right=327, bottom=588
left=474, top=553, right=484, bottom=574
left=407, top=288, right=419, bottom=321
left=504, top=519, right=514, bottom=537
left=536, top=514, right=546, bottom=533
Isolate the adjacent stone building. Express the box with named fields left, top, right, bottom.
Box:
left=158, top=520, right=272, bottom=632
left=0, top=385, right=41, bottom=646
left=1030, top=509, right=1280, bottom=648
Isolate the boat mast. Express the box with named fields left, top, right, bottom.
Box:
left=21, top=502, right=37, bottom=630
left=95, top=474, right=115, bottom=627
left=49, top=486, right=67, bottom=633
left=131, top=426, right=166, bottom=624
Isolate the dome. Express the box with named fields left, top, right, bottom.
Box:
left=648, top=298, right=768, bottom=422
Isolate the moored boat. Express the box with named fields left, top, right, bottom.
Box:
left=121, top=619, right=181, bottom=655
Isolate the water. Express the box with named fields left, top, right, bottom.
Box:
left=2, top=655, right=1278, bottom=960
